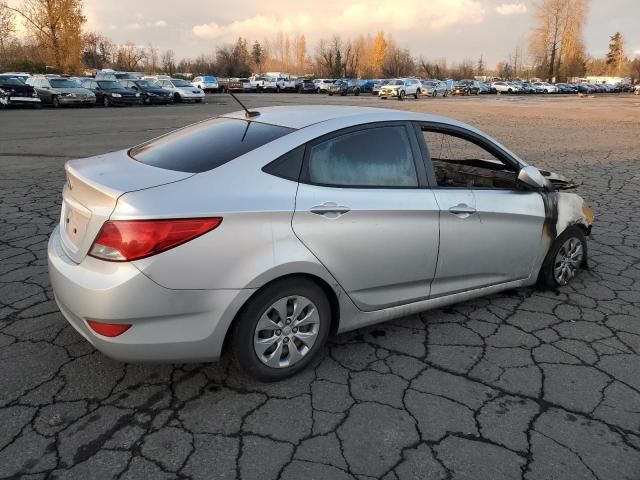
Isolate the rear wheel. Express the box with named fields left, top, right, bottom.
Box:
left=232, top=278, right=331, bottom=381
left=538, top=226, right=587, bottom=288
left=398, top=90, right=405, bottom=101
left=354, top=89, right=360, bottom=96
left=52, top=96, right=60, bottom=108
left=173, top=92, right=182, bottom=103
left=414, top=89, right=420, bottom=99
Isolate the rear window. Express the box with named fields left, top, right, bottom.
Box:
left=129, top=118, right=294, bottom=173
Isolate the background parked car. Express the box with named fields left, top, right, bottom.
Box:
left=379, top=78, right=421, bottom=99
left=27, top=76, right=95, bottom=107
left=420, top=80, right=448, bottom=97
left=531, top=82, right=558, bottom=93
left=0, top=75, right=41, bottom=108
left=371, top=79, right=389, bottom=96
left=313, top=79, right=334, bottom=93
left=555, top=83, right=578, bottom=93
left=328, top=79, right=361, bottom=96
left=634, top=85, right=640, bottom=95
left=192, top=76, right=219, bottom=93
left=358, top=79, right=375, bottom=94
left=297, top=79, right=318, bottom=93
left=120, top=79, right=173, bottom=105
left=156, top=78, right=205, bottom=102
left=80, top=78, right=141, bottom=107
left=451, top=79, right=481, bottom=95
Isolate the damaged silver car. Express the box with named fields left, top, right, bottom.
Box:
left=48, top=106, right=594, bottom=381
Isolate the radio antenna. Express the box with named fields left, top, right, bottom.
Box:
left=228, top=90, right=260, bottom=118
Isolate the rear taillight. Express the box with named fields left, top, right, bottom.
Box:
left=87, top=320, right=131, bottom=337
left=89, top=218, right=222, bottom=261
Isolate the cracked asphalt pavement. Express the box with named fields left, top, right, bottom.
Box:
left=1, top=94, right=640, bottom=479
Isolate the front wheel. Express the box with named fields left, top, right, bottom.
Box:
left=173, top=92, right=182, bottom=103
left=232, top=278, right=331, bottom=381
left=354, top=89, right=360, bottom=96
left=398, top=90, right=405, bottom=101
left=52, top=96, right=60, bottom=108
left=414, top=89, right=420, bottom=99
left=538, top=226, right=587, bottom=288
left=102, top=95, right=111, bottom=107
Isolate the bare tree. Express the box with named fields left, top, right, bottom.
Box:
left=0, top=2, right=15, bottom=54
left=529, top=0, right=588, bottom=81
left=161, top=49, right=176, bottom=75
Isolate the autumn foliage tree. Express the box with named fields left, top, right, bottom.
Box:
left=7, top=0, right=85, bottom=73
left=529, top=0, right=588, bottom=81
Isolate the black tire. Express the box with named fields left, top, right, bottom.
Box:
left=414, top=89, right=420, bottom=99
left=538, top=226, right=587, bottom=289
left=195, top=99, right=203, bottom=103
left=354, top=89, right=360, bottom=96
left=173, top=92, right=182, bottom=103
left=102, top=95, right=111, bottom=107
left=52, top=96, right=60, bottom=108
left=398, top=90, right=405, bottom=101
left=232, top=278, right=331, bottom=381
left=328, top=92, right=333, bottom=96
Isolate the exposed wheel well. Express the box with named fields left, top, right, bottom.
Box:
left=221, top=273, right=341, bottom=355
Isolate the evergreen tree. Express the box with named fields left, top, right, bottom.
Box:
left=606, top=32, right=624, bottom=75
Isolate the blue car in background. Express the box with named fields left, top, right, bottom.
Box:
left=358, top=79, right=375, bottom=94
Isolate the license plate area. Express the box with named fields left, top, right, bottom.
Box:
left=61, top=200, right=91, bottom=250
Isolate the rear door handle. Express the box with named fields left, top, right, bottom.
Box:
left=448, top=203, right=477, bottom=215
left=310, top=202, right=351, bottom=217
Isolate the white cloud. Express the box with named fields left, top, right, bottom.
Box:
left=495, top=3, right=527, bottom=15
left=192, top=0, right=485, bottom=41
left=125, top=19, right=168, bottom=30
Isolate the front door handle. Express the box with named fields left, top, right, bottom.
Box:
left=448, top=203, right=477, bottom=216
left=310, top=202, right=351, bottom=217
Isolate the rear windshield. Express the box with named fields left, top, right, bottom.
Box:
left=129, top=117, right=294, bottom=173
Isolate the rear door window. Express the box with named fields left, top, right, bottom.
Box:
left=129, top=118, right=294, bottom=173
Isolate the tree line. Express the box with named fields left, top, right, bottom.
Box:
left=1, top=0, right=639, bottom=82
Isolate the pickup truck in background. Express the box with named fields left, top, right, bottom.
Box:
left=219, top=78, right=255, bottom=93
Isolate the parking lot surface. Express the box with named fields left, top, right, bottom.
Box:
left=1, top=94, right=640, bottom=480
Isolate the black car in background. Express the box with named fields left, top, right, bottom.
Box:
left=451, top=79, right=481, bottom=95
left=80, top=78, right=141, bottom=107
left=120, top=79, right=173, bottom=105
left=297, top=79, right=318, bottom=93
left=0, top=75, right=41, bottom=108
left=328, top=79, right=361, bottom=96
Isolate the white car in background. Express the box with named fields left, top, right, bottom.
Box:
left=532, top=82, right=559, bottom=94
left=156, top=78, right=205, bottom=102
left=492, top=81, right=514, bottom=93
left=420, top=80, right=448, bottom=97
left=314, top=79, right=335, bottom=93
left=379, top=78, right=421, bottom=100
left=192, top=76, right=219, bottom=93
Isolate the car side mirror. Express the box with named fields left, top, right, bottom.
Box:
left=518, top=166, right=547, bottom=189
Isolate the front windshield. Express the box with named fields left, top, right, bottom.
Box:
left=171, top=79, right=190, bottom=87
left=390, top=80, right=404, bottom=86
left=50, top=79, right=81, bottom=88
left=423, top=81, right=436, bottom=87
left=135, top=80, right=160, bottom=89
left=0, top=77, right=24, bottom=86
left=202, top=76, right=215, bottom=82
left=97, top=80, right=124, bottom=89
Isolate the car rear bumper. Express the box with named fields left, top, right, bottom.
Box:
left=48, top=226, right=254, bottom=363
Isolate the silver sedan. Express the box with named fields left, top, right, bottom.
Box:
left=48, top=105, right=594, bottom=381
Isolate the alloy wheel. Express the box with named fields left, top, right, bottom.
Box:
left=253, top=296, right=320, bottom=368
left=553, top=237, right=583, bottom=285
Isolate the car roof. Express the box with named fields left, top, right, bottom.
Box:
left=220, top=105, right=474, bottom=131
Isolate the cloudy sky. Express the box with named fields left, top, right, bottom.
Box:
left=81, top=0, right=640, bottom=65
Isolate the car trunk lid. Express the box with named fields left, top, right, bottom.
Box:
left=59, top=150, right=194, bottom=263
